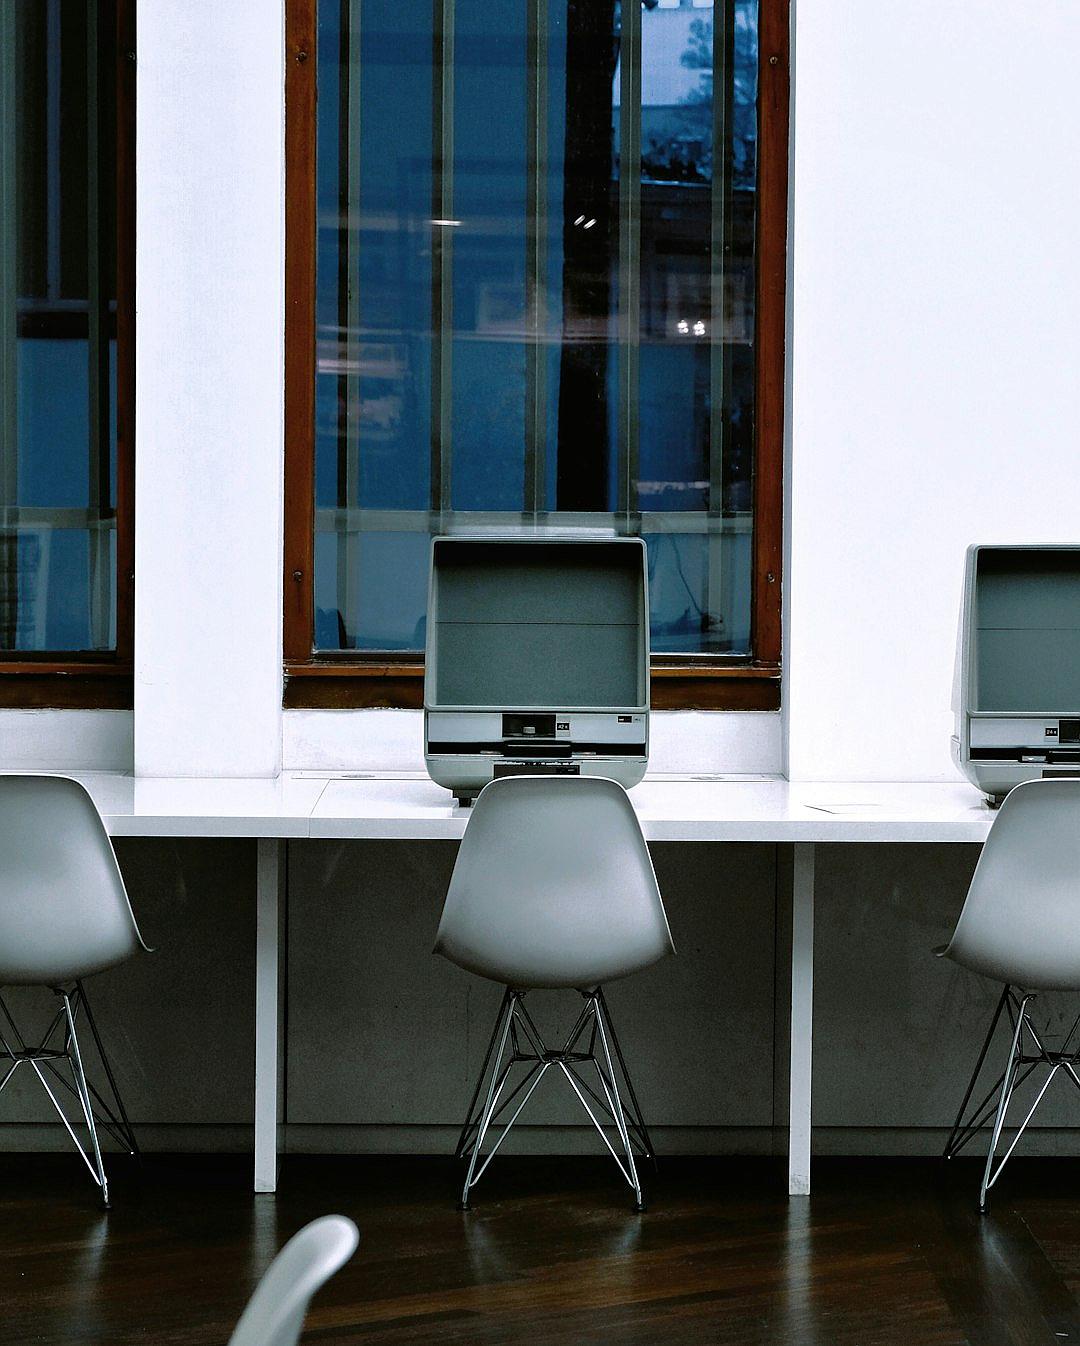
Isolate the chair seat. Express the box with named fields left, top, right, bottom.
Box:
left=0, top=950, right=133, bottom=988
left=940, top=779, right=1080, bottom=994
left=437, top=937, right=668, bottom=991
left=433, top=775, right=675, bottom=991
left=940, top=943, right=1080, bottom=994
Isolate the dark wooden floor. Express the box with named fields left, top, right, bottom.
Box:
left=4, top=1153, right=1080, bottom=1345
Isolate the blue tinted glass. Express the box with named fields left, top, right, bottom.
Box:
left=314, top=0, right=434, bottom=648
left=635, top=0, right=757, bottom=653
left=449, top=1, right=528, bottom=511
left=644, top=524, right=751, bottom=654
left=17, top=339, right=89, bottom=508
left=2, top=2, right=117, bottom=652
left=312, top=0, right=758, bottom=658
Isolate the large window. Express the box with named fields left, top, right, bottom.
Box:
left=285, top=0, right=787, bottom=709
left=0, top=0, right=133, bottom=707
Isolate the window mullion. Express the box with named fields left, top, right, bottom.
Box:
left=0, top=2, right=16, bottom=650
left=708, top=0, right=737, bottom=649
left=87, top=0, right=113, bottom=650
left=616, top=0, right=641, bottom=526
left=340, top=0, right=362, bottom=646
left=46, top=0, right=62, bottom=303
left=524, top=0, right=548, bottom=517
left=431, top=0, right=455, bottom=524
left=709, top=0, right=734, bottom=521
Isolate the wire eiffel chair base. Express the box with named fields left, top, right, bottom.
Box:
left=0, top=980, right=139, bottom=1209
left=456, top=987, right=655, bottom=1212
left=943, top=985, right=1080, bottom=1210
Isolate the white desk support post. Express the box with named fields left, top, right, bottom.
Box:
left=789, top=842, right=815, bottom=1197
left=255, top=838, right=286, bottom=1193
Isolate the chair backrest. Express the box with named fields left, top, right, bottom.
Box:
left=0, top=774, right=143, bottom=985
left=434, top=775, right=674, bottom=989
left=944, top=777, right=1080, bottom=991
left=227, top=1215, right=359, bottom=1346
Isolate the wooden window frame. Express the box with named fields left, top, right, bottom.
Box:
left=283, top=0, right=787, bottom=712
left=0, top=0, right=135, bottom=710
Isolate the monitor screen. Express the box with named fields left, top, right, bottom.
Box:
left=430, top=540, right=646, bottom=709
left=975, top=549, right=1080, bottom=712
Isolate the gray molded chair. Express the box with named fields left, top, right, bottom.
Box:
left=0, top=774, right=149, bottom=1207
left=434, top=774, right=675, bottom=1211
left=938, top=777, right=1080, bottom=1209
left=228, top=1215, right=359, bottom=1346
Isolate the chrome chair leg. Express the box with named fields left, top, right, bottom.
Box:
left=944, top=985, right=1011, bottom=1159
left=979, top=996, right=1027, bottom=1210
left=591, top=994, right=645, bottom=1211
left=939, top=988, right=1080, bottom=1211
left=0, top=985, right=137, bottom=1207
left=976, top=993, right=1072, bottom=1212
left=459, top=991, right=517, bottom=1210
left=76, top=980, right=139, bottom=1158
left=596, top=989, right=656, bottom=1167
left=455, top=988, right=513, bottom=1163
left=455, top=987, right=656, bottom=1211
left=62, top=990, right=110, bottom=1208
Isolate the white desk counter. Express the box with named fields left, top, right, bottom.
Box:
left=68, top=772, right=328, bottom=837
left=53, top=772, right=996, bottom=1197
left=308, top=775, right=993, bottom=843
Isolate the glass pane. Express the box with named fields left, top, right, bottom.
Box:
left=313, top=0, right=759, bottom=658
left=637, top=0, right=756, bottom=654
left=547, top=0, right=621, bottom=513
left=1, top=0, right=117, bottom=652
left=314, top=0, right=434, bottom=649
left=449, top=0, right=528, bottom=511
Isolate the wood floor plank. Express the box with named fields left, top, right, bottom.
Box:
left=3, top=1156, right=1080, bottom=1344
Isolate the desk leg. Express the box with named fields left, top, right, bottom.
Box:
left=255, top=838, right=285, bottom=1193
left=789, top=841, right=815, bottom=1197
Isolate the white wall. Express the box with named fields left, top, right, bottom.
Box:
left=283, top=708, right=783, bottom=775
left=784, top=1, right=1080, bottom=781
left=0, top=711, right=132, bottom=772
left=133, top=0, right=285, bottom=777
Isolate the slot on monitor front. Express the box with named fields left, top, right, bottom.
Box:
left=494, top=762, right=581, bottom=779
left=503, top=713, right=557, bottom=739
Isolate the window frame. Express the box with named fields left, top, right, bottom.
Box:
left=283, top=0, right=787, bottom=711
left=0, top=0, right=135, bottom=710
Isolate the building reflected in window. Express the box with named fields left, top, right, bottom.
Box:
left=313, top=0, right=759, bottom=657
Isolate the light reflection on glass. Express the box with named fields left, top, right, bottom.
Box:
left=313, top=0, right=759, bottom=658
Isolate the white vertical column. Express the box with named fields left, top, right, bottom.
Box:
left=254, top=838, right=286, bottom=1193
left=788, top=841, right=814, bottom=1196
left=784, top=1, right=1080, bottom=783
left=134, top=1, right=285, bottom=776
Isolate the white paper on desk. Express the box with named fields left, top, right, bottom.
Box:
left=803, top=803, right=891, bottom=816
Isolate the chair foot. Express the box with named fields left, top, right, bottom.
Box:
left=457, top=1200, right=471, bottom=1212
left=633, top=1198, right=647, bottom=1213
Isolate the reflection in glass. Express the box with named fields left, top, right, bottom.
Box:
left=1, top=0, right=118, bottom=651
left=314, top=0, right=759, bottom=657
